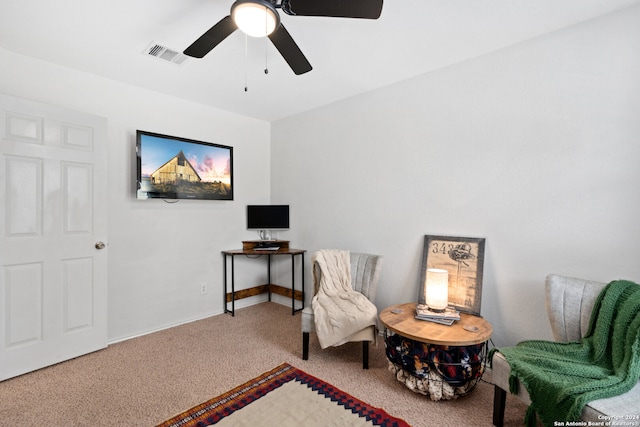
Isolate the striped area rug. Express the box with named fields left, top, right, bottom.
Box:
left=156, top=363, right=409, bottom=427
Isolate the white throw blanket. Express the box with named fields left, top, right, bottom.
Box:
left=311, top=250, right=378, bottom=349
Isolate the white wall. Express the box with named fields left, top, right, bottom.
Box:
left=0, top=48, right=272, bottom=342
left=271, top=6, right=640, bottom=347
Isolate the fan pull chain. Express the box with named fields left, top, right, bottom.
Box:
left=244, top=33, right=248, bottom=92
left=264, top=37, right=269, bottom=74
left=264, top=7, right=269, bottom=74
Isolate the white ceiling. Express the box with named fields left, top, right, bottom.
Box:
left=1, top=0, right=638, bottom=122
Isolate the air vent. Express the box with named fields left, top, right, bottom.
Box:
left=143, top=42, right=188, bottom=65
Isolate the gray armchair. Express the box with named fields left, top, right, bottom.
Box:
left=491, top=274, right=640, bottom=426
left=301, top=252, right=383, bottom=369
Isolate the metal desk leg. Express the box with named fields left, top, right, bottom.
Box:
left=291, top=254, right=295, bottom=315
left=223, top=253, right=228, bottom=314
left=231, top=255, right=235, bottom=316
left=223, top=253, right=235, bottom=316
left=267, top=254, right=272, bottom=302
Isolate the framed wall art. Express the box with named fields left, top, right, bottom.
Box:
left=136, top=130, right=233, bottom=201
left=418, top=234, right=486, bottom=315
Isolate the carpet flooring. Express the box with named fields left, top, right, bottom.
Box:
left=0, top=302, right=531, bottom=426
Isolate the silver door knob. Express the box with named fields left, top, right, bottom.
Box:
left=95, top=242, right=106, bottom=250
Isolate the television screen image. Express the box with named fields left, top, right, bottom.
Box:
left=136, top=130, right=233, bottom=200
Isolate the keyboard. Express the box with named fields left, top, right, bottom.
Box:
left=254, top=246, right=280, bottom=251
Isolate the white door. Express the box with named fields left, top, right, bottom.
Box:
left=0, top=93, right=108, bottom=381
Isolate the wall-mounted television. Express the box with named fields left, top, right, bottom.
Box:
left=247, top=205, right=289, bottom=240
left=136, top=130, right=233, bottom=200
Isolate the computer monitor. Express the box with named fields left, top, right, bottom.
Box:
left=246, top=205, right=289, bottom=241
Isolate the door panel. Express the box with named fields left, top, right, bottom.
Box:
left=62, top=162, right=93, bottom=233
left=4, top=262, right=43, bottom=347
left=0, top=93, right=108, bottom=381
left=5, top=156, right=43, bottom=236
left=62, top=257, right=94, bottom=332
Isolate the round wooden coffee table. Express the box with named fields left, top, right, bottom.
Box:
left=380, top=302, right=492, bottom=399
left=380, top=302, right=492, bottom=346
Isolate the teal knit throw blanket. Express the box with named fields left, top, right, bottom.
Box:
left=493, top=280, right=640, bottom=427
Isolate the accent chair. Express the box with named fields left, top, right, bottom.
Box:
left=301, top=252, right=383, bottom=369
left=491, top=274, right=640, bottom=426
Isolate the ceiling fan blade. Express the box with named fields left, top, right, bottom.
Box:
left=281, top=0, right=383, bottom=19
left=268, top=24, right=312, bottom=75
left=183, top=16, right=238, bottom=58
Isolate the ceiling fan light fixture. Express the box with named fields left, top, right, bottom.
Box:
left=231, top=0, right=280, bottom=38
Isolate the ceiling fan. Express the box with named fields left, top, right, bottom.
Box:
left=183, top=0, right=384, bottom=75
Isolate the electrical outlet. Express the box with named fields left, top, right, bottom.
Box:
left=200, top=284, right=207, bottom=295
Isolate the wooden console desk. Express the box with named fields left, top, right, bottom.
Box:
left=222, top=241, right=305, bottom=316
